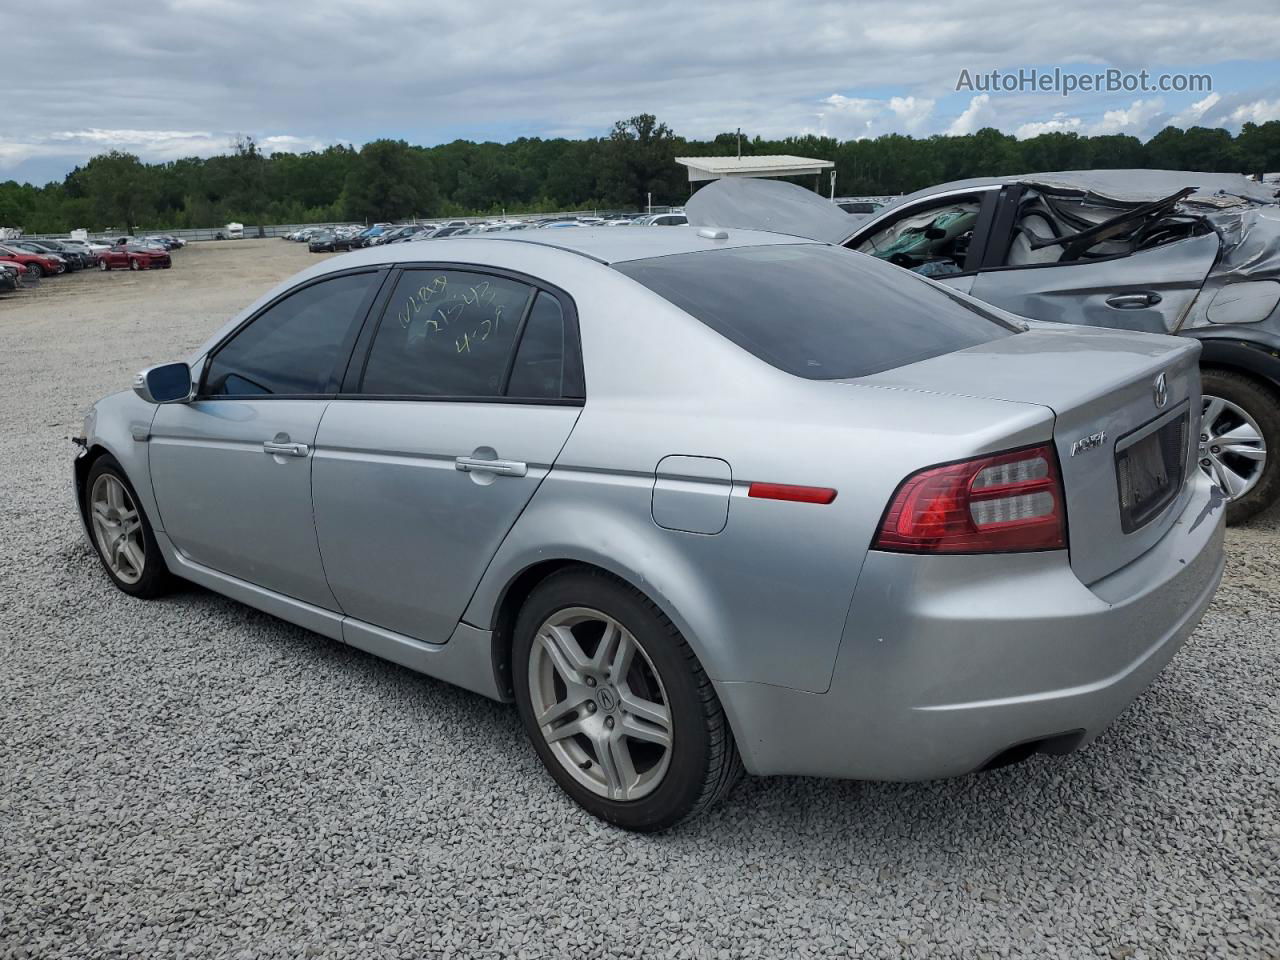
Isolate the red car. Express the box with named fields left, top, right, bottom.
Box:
left=0, top=243, right=64, bottom=278
left=98, top=242, right=172, bottom=271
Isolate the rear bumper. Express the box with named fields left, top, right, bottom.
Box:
left=716, top=472, right=1226, bottom=779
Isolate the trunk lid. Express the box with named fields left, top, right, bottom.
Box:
left=685, top=176, right=861, bottom=244
left=856, top=325, right=1201, bottom=584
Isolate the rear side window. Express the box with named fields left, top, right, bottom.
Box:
left=360, top=269, right=534, bottom=397
left=507, top=292, right=569, bottom=399
left=204, top=271, right=379, bottom=396
left=614, top=244, right=1016, bottom=379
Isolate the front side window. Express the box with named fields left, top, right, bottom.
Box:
left=360, top=269, right=534, bottom=397
left=854, top=197, right=984, bottom=277
left=203, top=271, right=379, bottom=397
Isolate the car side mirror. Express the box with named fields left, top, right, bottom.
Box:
left=133, top=362, right=193, bottom=404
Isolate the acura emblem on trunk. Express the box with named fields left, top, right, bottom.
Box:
left=1153, top=373, right=1169, bottom=409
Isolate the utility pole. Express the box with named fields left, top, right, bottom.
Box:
left=736, top=127, right=742, bottom=160
left=830, top=169, right=837, bottom=200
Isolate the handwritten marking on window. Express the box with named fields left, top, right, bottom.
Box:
left=397, top=273, right=514, bottom=358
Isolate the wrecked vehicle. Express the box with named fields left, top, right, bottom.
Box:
left=688, top=171, right=1280, bottom=521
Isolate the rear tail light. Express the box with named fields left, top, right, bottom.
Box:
left=873, top=443, right=1066, bottom=553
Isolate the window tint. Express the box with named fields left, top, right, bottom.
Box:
left=204, top=271, right=378, bottom=397
left=506, top=292, right=567, bottom=399
left=614, top=244, right=1017, bottom=380
left=360, top=269, right=533, bottom=397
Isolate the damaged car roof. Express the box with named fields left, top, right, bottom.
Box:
left=686, top=169, right=1279, bottom=245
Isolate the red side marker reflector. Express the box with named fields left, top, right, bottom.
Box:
left=747, top=482, right=837, bottom=505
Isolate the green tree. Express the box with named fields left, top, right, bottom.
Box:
left=66, top=151, right=154, bottom=231
left=342, top=139, right=438, bottom=221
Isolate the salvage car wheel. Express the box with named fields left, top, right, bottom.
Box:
left=86, top=455, right=171, bottom=598
left=1200, top=369, right=1279, bottom=523
left=98, top=259, right=109, bottom=271
left=129, top=259, right=140, bottom=271
left=26, top=262, right=43, bottom=278
left=513, top=568, right=741, bottom=831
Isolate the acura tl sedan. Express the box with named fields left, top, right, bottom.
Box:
left=74, top=228, right=1225, bottom=830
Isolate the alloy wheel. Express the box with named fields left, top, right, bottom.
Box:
left=1199, top=394, right=1267, bottom=501
left=89, top=474, right=146, bottom=585
left=527, top=607, right=673, bottom=802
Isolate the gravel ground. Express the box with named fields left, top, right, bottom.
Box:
left=1, top=239, right=1277, bottom=959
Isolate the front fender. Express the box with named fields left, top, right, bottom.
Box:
left=75, top=390, right=161, bottom=533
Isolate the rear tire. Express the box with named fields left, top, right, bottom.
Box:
left=512, top=567, right=742, bottom=831
left=1200, top=368, right=1280, bottom=523
left=85, top=455, right=172, bottom=598
left=99, top=259, right=109, bottom=271
left=27, top=262, right=43, bottom=278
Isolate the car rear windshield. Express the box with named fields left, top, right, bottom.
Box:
left=614, top=244, right=1017, bottom=379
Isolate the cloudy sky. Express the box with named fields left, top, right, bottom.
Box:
left=6, top=0, right=1280, bottom=185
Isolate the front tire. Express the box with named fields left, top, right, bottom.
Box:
left=85, top=455, right=171, bottom=598
left=1200, top=368, right=1279, bottom=523
left=129, top=258, right=141, bottom=271
left=26, top=262, right=43, bottom=278
left=513, top=568, right=742, bottom=831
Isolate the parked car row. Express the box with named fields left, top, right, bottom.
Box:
left=0, top=235, right=179, bottom=294
left=295, top=213, right=690, bottom=255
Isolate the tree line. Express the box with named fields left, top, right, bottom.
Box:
left=3, top=114, right=1279, bottom=234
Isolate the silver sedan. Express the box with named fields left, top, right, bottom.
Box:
left=74, top=228, right=1226, bottom=830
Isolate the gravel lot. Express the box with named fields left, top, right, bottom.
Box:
left=1, top=238, right=1277, bottom=959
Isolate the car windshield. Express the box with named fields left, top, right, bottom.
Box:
left=614, top=243, right=1018, bottom=380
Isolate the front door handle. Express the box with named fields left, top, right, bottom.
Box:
left=1106, top=292, right=1162, bottom=309
left=455, top=456, right=527, bottom=477
left=263, top=440, right=309, bottom=458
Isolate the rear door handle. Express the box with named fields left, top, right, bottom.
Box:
left=455, top=456, right=527, bottom=477
left=263, top=440, right=309, bottom=458
left=1106, top=292, right=1162, bottom=309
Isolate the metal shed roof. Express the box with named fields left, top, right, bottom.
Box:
left=674, top=155, right=834, bottom=182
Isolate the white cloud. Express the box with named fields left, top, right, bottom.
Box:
left=947, top=95, right=996, bottom=135
left=887, top=96, right=936, bottom=131
left=1225, top=97, right=1280, bottom=125
left=1014, top=113, right=1084, bottom=138
left=1171, top=92, right=1222, bottom=128
left=1088, top=98, right=1166, bottom=136
left=0, top=129, right=333, bottom=175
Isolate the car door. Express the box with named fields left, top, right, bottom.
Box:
left=148, top=268, right=386, bottom=608
left=311, top=266, right=584, bottom=644
left=968, top=184, right=1222, bottom=334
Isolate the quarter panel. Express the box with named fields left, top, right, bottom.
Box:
left=466, top=389, right=1055, bottom=693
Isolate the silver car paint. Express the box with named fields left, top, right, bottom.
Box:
left=859, top=323, right=1203, bottom=584
left=78, top=229, right=1226, bottom=779
left=311, top=400, right=581, bottom=643
left=149, top=399, right=341, bottom=609
left=718, top=471, right=1225, bottom=778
